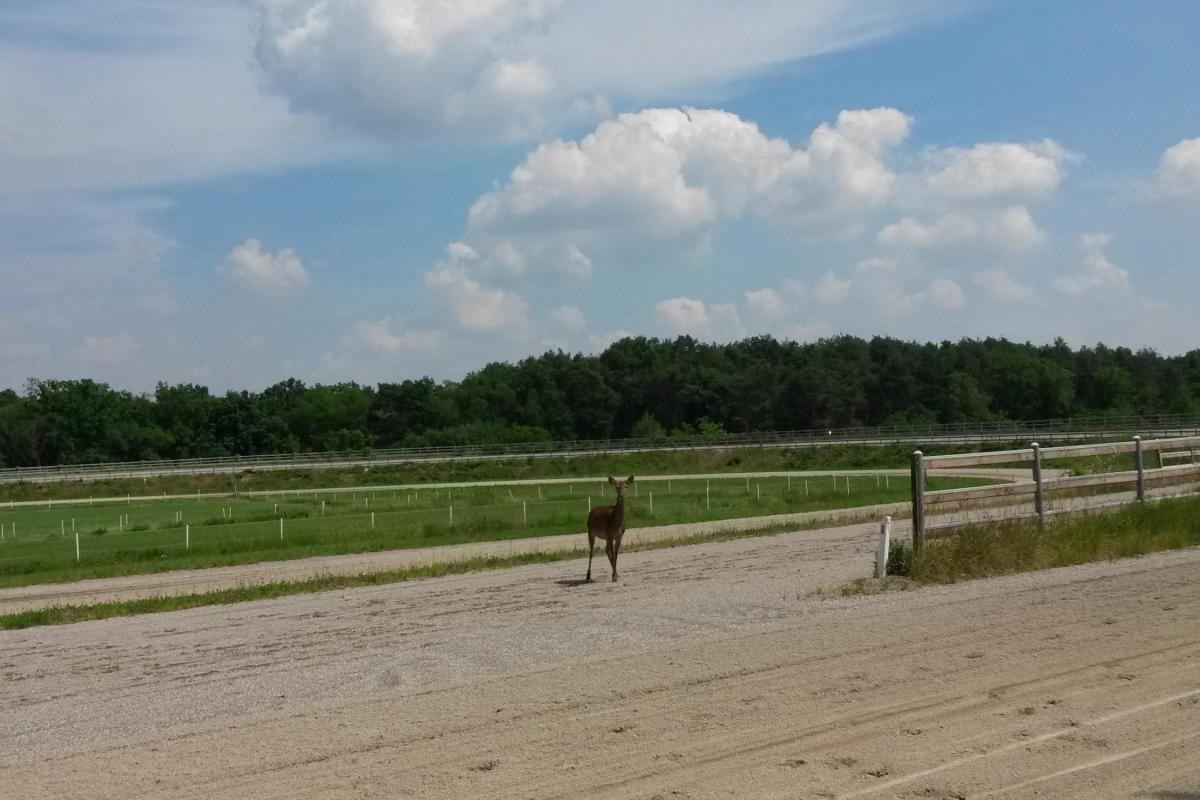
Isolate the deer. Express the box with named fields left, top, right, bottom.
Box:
left=586, top=475, right=634, bottom=582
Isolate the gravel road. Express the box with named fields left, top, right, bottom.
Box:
left=1, top=518, right=1197, bottom=798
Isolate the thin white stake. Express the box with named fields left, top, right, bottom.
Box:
left=523, top=500, right=528, bottom=526
left=274, top=503, right=278, bottom=515
left=805, top=479, right=809, bottom=497
left=365, top=498, right=368, bottom=509
left=371, top=511, right=376, bottom=529
left=75, top=531, right=80, bottom=562
left=321, top=500, right=326, bottom=516
left=570, top=484, right=574, bottom=495
left=788, top=475, right=791, bottom=491
left=72, top=517, right=76, bottom=532
left=61, top=520, right=65, bottom=536
left=587, top=496, right=592, bottom=512
left=886, top=474, right=890, bottom=489
left=876, top=473, right=880, bottom=488
left=280, top=518, right=284, bottom=540
left=1, top=523, right=4, bottom=540
left=649, top=491, right=654, bottom=515
left=746, top=477, right=750, bottom=493
left=119, top=517, right=123, bottom=532
left=669, top=480, right=672, bottom=495
left=508, top=488, right=514, bottom=499
left=847, top=478, right=851, bottom=496
left=186, top=524, right=190, bottom=550
left=538, top=486, right=543, bottom=500
left=449, top=504, right=454, bottom=525
left=706, top=483, right=711, bottom=511
left=875, top=516, right=892, bottom=578
left=757, top=484, right=761, bottom=500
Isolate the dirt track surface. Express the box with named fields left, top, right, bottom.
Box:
left=2, top=522, right=1199, bottom=799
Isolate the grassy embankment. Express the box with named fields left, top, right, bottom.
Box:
left=0, top=439, right=1074, bottom=503
left=834, top=495, right=1200, bottom=598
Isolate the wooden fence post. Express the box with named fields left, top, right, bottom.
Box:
left=1031, top=441, right=1045, bottom=527
left=910, top=450, right=925, bottom=557
left=1134, top=435, right=1145, bottom=502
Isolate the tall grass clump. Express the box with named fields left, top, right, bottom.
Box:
left=912, top=496, right=1200, bottom=583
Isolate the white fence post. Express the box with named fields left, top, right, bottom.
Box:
left=649, top=491, right=654, bottom=515
left=1134, top=435, right=1146, bottom=502
left=1032, top=442, right=1045, bottom=526
left=75, top=530, right=80, bottom=562
left=186, top=524, right=190, bottom=550
left=875, top=516, right=892, bottom=578
left=371, top=511, right=376, bottom=529
left=280, top=518, right=284, bottom=541
left=523, top=500, right=527, bottom=526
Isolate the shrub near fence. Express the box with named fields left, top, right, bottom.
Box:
left=908, top=434, right=1200, bottom=555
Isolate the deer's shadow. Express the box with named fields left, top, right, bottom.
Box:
left=554, top=578, right=593, bottom=588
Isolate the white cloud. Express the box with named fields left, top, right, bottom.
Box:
left=423, top=242, right=532, bottom=334
left=986, top=205, right=1045, bottom=249
left=814, top=271, right=852, bottom=304
left=744, top=288, right=787, bottom=319
left=1053, top=233, right=1131, bottom=297
left=975, top=269, right=1034, bottom=303
left=222, top=239, right=311, bottom=293
left=879, top=205, right=1044, bottom=251
left=654, top=296, right=745, bottom=340
left=466, top=106, right=911, bottom=260
left=1157, top=137, right=1200, bottom=197
left=588, top=329, right=634, bottom=351
left=250, top=0, right=947, bottom=141
left=76, top=332, right=139, bottom=367
left=347, top=319, right=442, bottom=354
left=878, top=213, right=977, bottom=248
left=924, top=140, right=1070, bottom=198
left=922, top=277, right=965, bottom=309
left=548, top=305, right=586, bottom=334
left=252, top=0, right=564, bottom=140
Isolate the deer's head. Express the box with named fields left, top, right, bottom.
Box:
left=608, top=475, right=635, bottom=497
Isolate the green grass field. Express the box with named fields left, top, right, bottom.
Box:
left=0, top=439, right=1059, bottom=502
left=0, top=473, right=988, bottom=587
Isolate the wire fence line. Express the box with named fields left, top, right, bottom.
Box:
left=0, top=473, right=926, bottom=573
left=4, top=413, right=1200, bottom=486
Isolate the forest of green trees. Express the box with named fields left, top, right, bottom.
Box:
left=1, top=335, right=1198, bottom=467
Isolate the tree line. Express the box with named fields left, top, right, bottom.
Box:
left=1, top=335, right=1198, bottom=467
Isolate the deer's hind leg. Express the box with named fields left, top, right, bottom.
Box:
left=586, top=530, right=596, bottom=582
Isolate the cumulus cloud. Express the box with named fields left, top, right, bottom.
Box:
left=924, top=140, right=1071, bottom=198
left=654, top=296, right=745, bottom=340
left=547, top=305, right=586, bottom=334
left=975, top=269, right=1034, bottom=303
left=1157, top=137, right=1200, bottom=197
left=249, top=1, right=947, bottom=141
left=222, top=239, right=311, bottom=293
left=878, top=205, right=1044, bottom=251
left=588, top=329, right=635, bottom=352
left=1053, top=233, right=1130, bottom=297
left=252, top=0, right=564, bottom=140
left=76, top=332, right=139, bottom=367
left=814, top=271, right=852, bottom=304
left=744, top=288, right=787, bottom=319
left=466, top=106, right=911, bottom=258
left=423, top=242, right=532, bottom=334
left=347, top=318, right=442, bottom=354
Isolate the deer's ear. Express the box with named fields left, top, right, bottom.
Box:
left=626, top=476, right=635, bottom=484
left=607, top=476, right=616, bottom=484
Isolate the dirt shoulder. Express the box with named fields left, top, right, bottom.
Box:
left=1, top=521, right=1198, bottom=799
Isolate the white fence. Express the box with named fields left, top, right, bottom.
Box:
left=908, top=434, right=1200, bottom=554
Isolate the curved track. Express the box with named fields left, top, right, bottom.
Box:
left=1, top=521, right=1198, bottom=798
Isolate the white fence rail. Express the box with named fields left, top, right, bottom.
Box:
left=908, top=434, right=1200, bottom=553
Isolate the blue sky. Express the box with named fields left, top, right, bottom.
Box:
left=1, top=0, right=1198, bottom=392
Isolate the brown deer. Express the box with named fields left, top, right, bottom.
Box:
left=586, top=475, right=634, bottom=582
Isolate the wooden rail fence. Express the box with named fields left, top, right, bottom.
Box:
left=909, top=434, right=1200, bottom=554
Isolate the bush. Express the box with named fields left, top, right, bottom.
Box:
left=886, top=540, right=912, bottom=577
